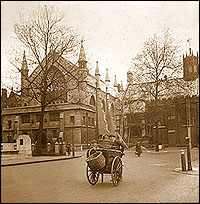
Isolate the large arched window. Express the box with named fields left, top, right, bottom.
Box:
left=46, top=66, right=66, bottom=103
left=90, top=95, right=95, bottom=106
left=46, top=66, right=65, bottom=92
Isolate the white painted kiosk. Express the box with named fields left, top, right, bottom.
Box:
left=16, top=135, right=32, bottom=156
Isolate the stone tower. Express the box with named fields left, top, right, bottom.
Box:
left=183, top=48, right=199, bottom=81
left=127, top=70, right=133, bottom=85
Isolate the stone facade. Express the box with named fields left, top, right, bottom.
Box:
left=1, top=41, right=123, bottom=147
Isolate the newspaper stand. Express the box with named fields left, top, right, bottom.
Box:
left=85, top=135, right=124, bottom=186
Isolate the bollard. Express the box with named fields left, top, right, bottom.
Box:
left=47, top=143, right=51, bottom=153
left=80, top=145, right=83, bottom=151
left=180, top=149, right=186, bottom=171
left=55, top=142, right=60, bottom=156
left=62, top=142, right=66, bottom=155
left=31, top=144, right=36, bottom=156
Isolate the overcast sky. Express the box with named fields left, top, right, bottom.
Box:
left=1, top=1, right=199, bottom=90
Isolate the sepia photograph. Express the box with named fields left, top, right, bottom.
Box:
left=1, top=1, right=199, bottom=203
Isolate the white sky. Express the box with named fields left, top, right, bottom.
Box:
left=1, top=1, right=199, bottom=90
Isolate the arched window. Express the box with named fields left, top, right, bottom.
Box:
left=194, top=65, right=197, bottom=72
left=90, top=95, right=95, bottom=106
left=46, top=66, right=66, bottom=103
left=110, top=103, right=114, bottom=117
left=188, top=66, right=192, bottom=72
left=102, top=99, right=106, bottom=112
left=46, top=66, right=65, bottom=92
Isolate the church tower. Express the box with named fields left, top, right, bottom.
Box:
left=127, top=70, right=133, bottom=85
left=183, top=47, right=199, bottom=81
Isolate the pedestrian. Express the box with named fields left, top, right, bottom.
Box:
left=135, top=140, right=142, bottom=157
left=66, top=141, right=71, bottom=156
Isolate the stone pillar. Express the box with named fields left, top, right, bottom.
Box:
left=62, top=142, right=66, bottom=155
left=59, top=142, right=62, bottom=155
left=55, top=142, right=59, bottom=156
left=47, top=143, right=51, bottom=153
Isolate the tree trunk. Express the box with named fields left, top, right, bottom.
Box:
left=155, top=121, right=159, bottom=151
left=35, top=105, right=45, bottom=156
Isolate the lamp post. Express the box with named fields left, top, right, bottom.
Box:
left=71, top=122, right=75, bottom=156
left=86, top=112, right=89, bottom=148
left=95, top=81, right=99, bottom=141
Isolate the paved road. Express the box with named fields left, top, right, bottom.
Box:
left=1, top=148, right=199, bottom=203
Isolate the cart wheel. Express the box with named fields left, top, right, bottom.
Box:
left=111, top=156, right=123, bottom=186
left=86, top=165, right=99, bottom=185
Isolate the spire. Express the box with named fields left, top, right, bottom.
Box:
left=105, top=69, right=110, bottom=82
left=79, top=40, right=86, bottom=61
left=120, top=80, right=123, bottom=90
left=22, top=50, right=28, bottom=70
left=113, top=75, right=118, bottom=87
left=95, top=61, right=100, bottom=76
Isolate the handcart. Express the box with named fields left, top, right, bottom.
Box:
left=85, top=135, right=125, bottom=186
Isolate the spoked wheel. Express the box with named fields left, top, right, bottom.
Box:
left=86, top=165, right=99, bottom=185
left=111, top=156, right=123, bottom=186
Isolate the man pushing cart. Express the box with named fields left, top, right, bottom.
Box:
left=85, top=133, right=128, bottom=186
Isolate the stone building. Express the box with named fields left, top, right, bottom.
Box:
left=123, top=48, right=199, bottom=147
left=1, top=41, right=123, bottom=147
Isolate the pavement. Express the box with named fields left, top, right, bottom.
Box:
left=145, top=147, right=199, bottom=176
left=1, top=147, right=199, bottom=177
left=1, top=153, right=83, bottom=167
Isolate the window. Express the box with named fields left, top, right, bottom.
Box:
left=49, top=112, right=60, bottom=122
left=88, top=117, right=91, bottom=126
left=83, top=116, right=86, bottom=125
left=91, top=118, right=95, bottom=126
left=20, top=139, right=23, bottom=145
left=188, top=66, right=192, bottom=72
left=65, top=92, right=68, bottom=102
left=7, top=135, right=13, bottom=143
left=194, top=65, right=197, bottom=72
left=52, top=129, right=58, bottom=138
left=168, top=105, right=175, bottom=120
left=102, top=99, right=106, bottom=112
left=70, top=116, right=75, bottom=125
left=110, top=103, right=114, bottom=117
left=90, top=95, right=95, bottom=106
left=8, top=120, right=12, bottom=129
left=36, top=113, right=41, bottom=123
left=21, top=114, right=30, bottom=123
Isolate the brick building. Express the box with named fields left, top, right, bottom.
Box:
left=123, top=48, right=199, bottom=147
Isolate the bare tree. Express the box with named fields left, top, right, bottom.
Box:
left=12, top=5, right=80, bottom=155
left=127, top=28, right=185, bottom=151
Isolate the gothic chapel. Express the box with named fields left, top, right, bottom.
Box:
left=1, top=41, right=123, bottom=146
